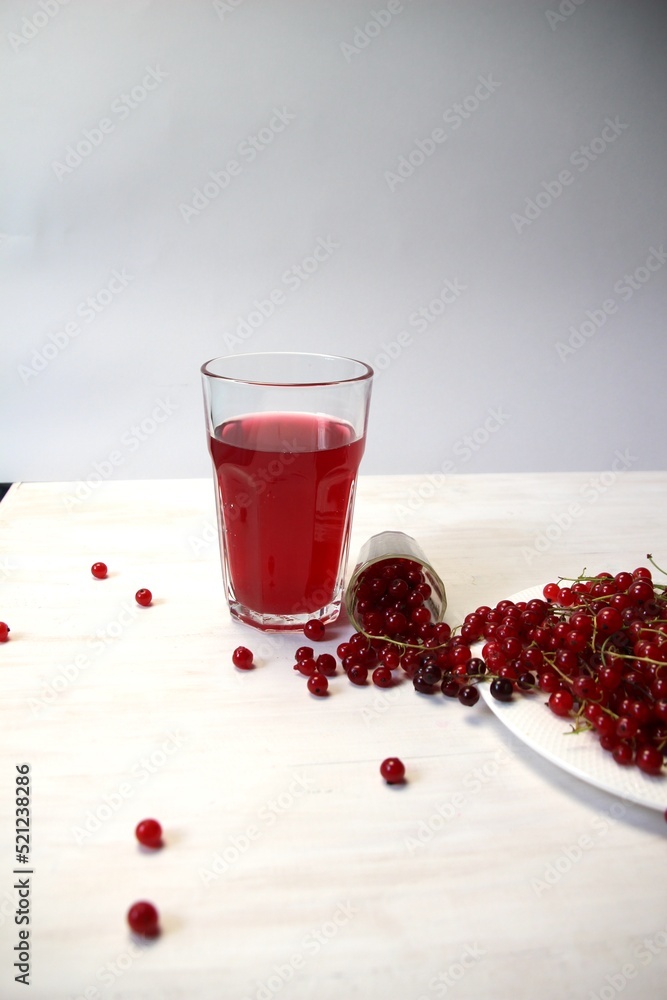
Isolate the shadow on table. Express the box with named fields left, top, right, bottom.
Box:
left=477, top=701, right=666, bottom=836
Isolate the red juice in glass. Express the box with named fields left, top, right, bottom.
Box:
left=209, top=411, right=365, bottom=618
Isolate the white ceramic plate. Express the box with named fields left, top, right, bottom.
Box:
left=474, top=586, right=667, bottom=812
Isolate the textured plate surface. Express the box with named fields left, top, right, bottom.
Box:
left=476, top=586, right=667, bottom=812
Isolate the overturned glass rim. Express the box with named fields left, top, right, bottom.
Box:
left=344, top=531, right=447, bottom=646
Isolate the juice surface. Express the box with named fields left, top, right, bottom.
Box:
left=209, top=412, right=364, bottom=615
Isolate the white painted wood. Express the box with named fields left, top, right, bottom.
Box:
left=1, top=474, right=666, bottom=1000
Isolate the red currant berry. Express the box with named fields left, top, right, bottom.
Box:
left=372, top=666, right=393, bottom=688
left=489, top=677, right=513, bottom=702
left=127, top=900, right=159, bottom=937
left=316, top=653, right=337, bottom=676
left=458, top=685, right=480, bottom=707
left=232, top=646, right=254, bottom=670
left=304, top=619, right=325, bottom=641
left=293, top=658, right=316, bottom=676
left=91, top=562, right=108, bottom=579
left=295, top=646, right=314, bottom=661
left=596, top=606, right=623, bottom=635
left=348, top=664, right=368, bottom=686
left=380, top=757, right=405, bottom=784
left=0, top=622, right=9, bottom=642
left=439, top=674, right=458, bottom=697
left=612, top=741, right=634, bottom=766
left=548, top=690, right=574, bottom=717
left=636, top=745, right=663, bottom=776
left=307, top=672, right=328, bottom=696
left=135, top=588, right=152, bottom=607
left=135, top=818, right=163, bottom=849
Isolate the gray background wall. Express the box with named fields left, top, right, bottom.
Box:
left=1, top=0, right=665, bottom=482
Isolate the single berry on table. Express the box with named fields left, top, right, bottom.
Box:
left=304, top=619, right=325, bottom=641
left=307, top=672, right=328, bottom=696
left=295, top=645, right=314, bottom=661
left=294, top=658, right=315, bottom=676
left=458, top=685, right=480, bottom=707
left=232, top=646, right=254, bottom=670
left=316, top=653, right=337, bottom=676
left=127, top=900, right=160, bottom=937
left=0, top=622, right=9, bottom=642
left=135, top=818, right=163, bottom=849
left=135, top=589, right=152, bottom=607
left=91, top=562, right=108, bottom=579
left=348, top=664, right=368, bottom=686
left=380, top=757, right=406, bottom=784
left=372, top=666, right=393, bottom=688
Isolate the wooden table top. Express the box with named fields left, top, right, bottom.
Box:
left=1, top=473, right=666, bottom=1000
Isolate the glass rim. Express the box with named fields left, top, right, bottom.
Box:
left=200, top=352, right=374, bottom=388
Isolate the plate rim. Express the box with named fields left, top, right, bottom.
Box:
left=472, top=585, right=667, bottom=812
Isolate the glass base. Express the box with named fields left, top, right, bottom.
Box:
left=227, top=598, right=343, bottom=632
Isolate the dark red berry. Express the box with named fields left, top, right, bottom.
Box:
left=135, top=588, right=152, bottom=607
left=380, top=757, right=405, bottom=784
left=91, top=562, right=108, bottom=579
left=232, top=646, right=254, bottom=670
left=489, top=677, right=513, bottom=702
left=127, top=900, right=159, bottom=937
left=0, top=622, right=9, bottom=642
left=458, top=685, right=480, bottom=707
left=304, top=619, right=325, bottom=641
left=307, top=672, right=328, bottom=696
left=135, top=818, right=163, bottom=849
left=295, top=646, right=314, bottom=661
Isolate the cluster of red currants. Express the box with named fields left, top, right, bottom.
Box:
left=455, top=560, right=667, bottom=775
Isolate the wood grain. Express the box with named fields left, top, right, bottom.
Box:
left=0, top=474, right=666, bottom=1000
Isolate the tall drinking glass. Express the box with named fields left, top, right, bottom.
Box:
left=201, top=353, right=373, bottom=631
